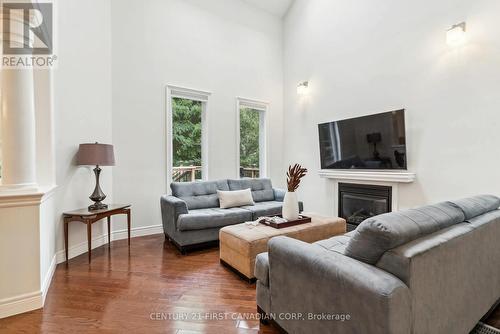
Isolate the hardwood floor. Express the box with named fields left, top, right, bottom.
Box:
left=1, top=233, right=498, bottom=333
left=0, top=234, right=279, bottom=334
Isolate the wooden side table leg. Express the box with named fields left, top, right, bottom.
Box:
left=127, top=210, right=131, bottom=246
left=107, top=216, right=111, bottom=248
left=87, top=220, right=92, bottom=263
left=64, top=219, right=69, bottom=264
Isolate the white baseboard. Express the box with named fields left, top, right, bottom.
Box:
left=41, top=255, right=57, bottom=304
left=0, top=291, right=42, bottom=319
left=112, top=223, right=164, bottom=240
left=56, top=224, right=163, bottom=264
left=0, top=254, right=57, bottom=319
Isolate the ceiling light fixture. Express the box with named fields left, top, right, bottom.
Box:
left=446, top=22, right=466, bottom=47
left=297, top=81, right=309, bottom=96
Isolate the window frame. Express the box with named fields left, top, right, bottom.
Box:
left=236, top=97, right=269, bottom=179
left=166, top=85, right=210, bottom=189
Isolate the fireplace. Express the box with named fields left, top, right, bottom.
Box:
left=338, top=183, right=392, bottom=232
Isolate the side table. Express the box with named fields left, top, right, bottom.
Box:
left=63, top=204, right=131, bottom=263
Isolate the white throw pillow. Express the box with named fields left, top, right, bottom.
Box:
left=217, top=189, right=254, bottom=209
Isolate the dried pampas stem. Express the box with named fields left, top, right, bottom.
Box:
left=286, top=163, right=308, bottom=192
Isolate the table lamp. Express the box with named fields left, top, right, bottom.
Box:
left=77, top=142, right=115, bottom=211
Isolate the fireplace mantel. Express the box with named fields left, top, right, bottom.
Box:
left=318, top=170, right=416, bottom=183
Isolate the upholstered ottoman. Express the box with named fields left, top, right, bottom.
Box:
left=219, top=213, right=346, bottom=280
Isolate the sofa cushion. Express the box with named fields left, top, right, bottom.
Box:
left=314, top=232, right=353, bottom=255
left=344, top=201, right=465, bottom=264
left=449, top=195, right=500, bottom=220
left=218, top=189, right=254, bottom=209
left=228, top=178, right=275, bottom=202
left=375, top=223, right=474, bottom=285
left=241, top=201, right=305, bottom=220
left=171, top=180, right=229, bottom=210
left=241, top=201, right=283, bottom=219
left=177, top=207, right=252, bottom=231
left=467, top=209, right=500, bottom=228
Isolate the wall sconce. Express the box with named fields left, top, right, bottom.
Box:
left=446, top=22, right=466, bottom=47
left=297, top=81, right=309, bottom=96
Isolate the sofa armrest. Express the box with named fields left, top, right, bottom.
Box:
left=160, top=195, right=189, bottom=234
left=267, top=236, right=411, bottom=334
left=273, top=188, right=286, bottom=202
left=255, top=252, right=269, bottom=286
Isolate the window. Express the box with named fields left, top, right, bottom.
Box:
left=166, top=85, right=210, bottom=186
left=172, top=98, right=202, bottom=182
left=237, top=98, right=268, bottom=178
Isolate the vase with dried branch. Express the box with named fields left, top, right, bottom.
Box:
left=282, top=164, right=308, bottom=221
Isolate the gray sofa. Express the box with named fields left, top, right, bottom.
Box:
left=255, top=195, right=500, bottom=334
left=160, top=178, right=303, bottom=253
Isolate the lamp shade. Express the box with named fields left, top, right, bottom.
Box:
left=77, top=143, right=115, bottom=166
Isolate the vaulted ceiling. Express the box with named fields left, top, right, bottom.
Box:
left=242, top=0, right=294, bottom=17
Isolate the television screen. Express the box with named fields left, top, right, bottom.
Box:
left=318, top=110, right=407, bottom=170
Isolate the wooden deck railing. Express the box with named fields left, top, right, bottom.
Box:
left=239, top=167, right=259, bottom=179
left=172, top=166, right=260, bottom=182
left=172, top=166, right=201, bottom=182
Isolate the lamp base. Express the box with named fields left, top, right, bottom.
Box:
left=89, top=202, right=108, bottom=211
left=88, top=166, right=108, bottom=211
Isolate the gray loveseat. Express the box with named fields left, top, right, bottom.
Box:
left=160, top=178, right=303, bottom=253
left=255, top=195, right=500, bottom=334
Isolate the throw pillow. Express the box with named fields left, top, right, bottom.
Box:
left=218, top=188, right=254, bottom=209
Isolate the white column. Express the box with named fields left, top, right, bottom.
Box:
left=1, top=70, right=37, bottom=187
left=0, top=6, right=37, bottom=188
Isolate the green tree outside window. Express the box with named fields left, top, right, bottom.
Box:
left=240, top=108, right=260, bottom=178
left=172, top=97, right=202, bottom=182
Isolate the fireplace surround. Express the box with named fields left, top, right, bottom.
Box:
left=319, top=168, right=416, bottom=230
left=338, top=183, right=392, bottom=231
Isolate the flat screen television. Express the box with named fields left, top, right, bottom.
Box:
left=318, top=109, right=407, bottom=170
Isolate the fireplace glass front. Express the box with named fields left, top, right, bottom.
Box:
left=338, top=183, right=392, bottom=232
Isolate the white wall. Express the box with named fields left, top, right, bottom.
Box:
left=283, top=0, right=500, bottom=215
left=0, top=0, right=112, bottom=318
left=111, top=0, right=284, bottom=232
left=53, top=0, right=112, bottom=257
